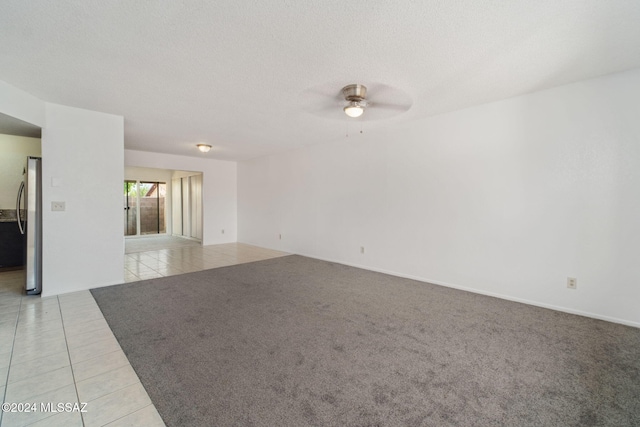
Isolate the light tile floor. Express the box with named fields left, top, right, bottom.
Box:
left=124, top=235, right=201, bottom=255
left=0, top=241, right=288, bottom=427
left=123, top=240, right=288, bottom=282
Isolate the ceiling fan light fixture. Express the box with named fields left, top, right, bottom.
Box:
left=342, top=84, right=368, bottom=118
left=344, top=102, right=364, bottom=118
left=197, top=144, right=212, bottom=153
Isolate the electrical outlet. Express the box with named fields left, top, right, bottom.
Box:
left=567, top=277, right=577, bottom=289
left=360, top=246, right=365, bottom=254
left=51, top=201, right=65, bottom=212
left=221, top=229, right=225, bottom=234
left=279, top=234, right=282, bottom=240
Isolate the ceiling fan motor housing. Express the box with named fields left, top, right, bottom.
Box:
left=342, top=84, right=367, bottom=102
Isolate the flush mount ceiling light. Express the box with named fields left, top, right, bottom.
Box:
left=197, top=144, right=211, bottom=153
left=342, top=84, right=368, bottom=118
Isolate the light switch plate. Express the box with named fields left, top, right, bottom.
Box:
left=51, top=201, right=65, bottom=211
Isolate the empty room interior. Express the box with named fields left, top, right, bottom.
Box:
left=1, top=1, right=639, bottom=426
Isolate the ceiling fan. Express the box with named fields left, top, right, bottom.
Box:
left=342, top=84, right=368, bottom=118
left=302, top=82, right=412, bottom=121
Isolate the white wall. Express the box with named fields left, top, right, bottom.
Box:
left=0, top=80, right=125, bottom=297
left=238, top=69, right=640, bottom=327
left=0, top=134, right=41, bottom=209
left=42, top=103, right=124, bottom=296
left=0, top=80, right=45, bottom=128
left=125, top=150, right=237, bottom=245
left=125, top=166, right=175, bottom=183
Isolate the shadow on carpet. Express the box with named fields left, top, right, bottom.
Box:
left=91, top=255, right=640, bottom=427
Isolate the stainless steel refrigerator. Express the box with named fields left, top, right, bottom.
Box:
left=16, top=156, right=42, bottom=295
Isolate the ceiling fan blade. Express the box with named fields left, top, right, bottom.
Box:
left=301, top=84, right=345, bottom=102
left=369, top=101, right=411, bottom=112
left=308, top=104, right=341, bottom=114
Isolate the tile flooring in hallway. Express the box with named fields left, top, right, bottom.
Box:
left=124, top=240, right=288, bottom=283
left=0, top=241, right=288, bottom=427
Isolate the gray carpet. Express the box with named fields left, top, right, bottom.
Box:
left=91, top=255, right=640, bottom=427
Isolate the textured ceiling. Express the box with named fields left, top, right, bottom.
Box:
left=1, top=0, right=639, bottom=160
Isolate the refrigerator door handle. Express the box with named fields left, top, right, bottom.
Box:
left=16, top=181, right=25, bottom=235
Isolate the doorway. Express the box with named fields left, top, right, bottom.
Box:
left=123, top=180, right=167, bottom=236
left=124, top=166, right=203, bottom=245
left=171, top=173, right=203, bottom=240
left=0, top=116, right=42, bottom=272
left=124, top=180, right=136, bottom=236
